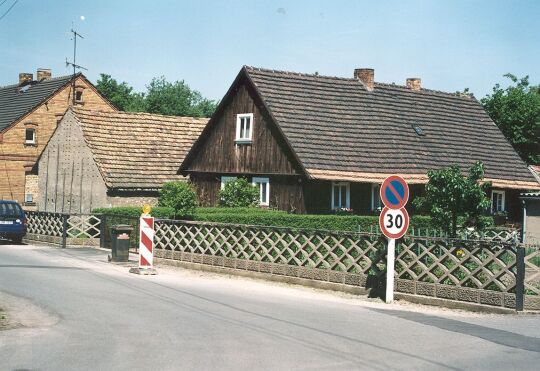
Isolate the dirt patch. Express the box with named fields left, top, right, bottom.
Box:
left=0, top=291, right=59, bottom=331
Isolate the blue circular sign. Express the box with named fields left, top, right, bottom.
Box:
left=380, top=176, right=409, bottom=209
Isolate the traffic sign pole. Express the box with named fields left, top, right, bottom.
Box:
left=379, top=175, right=410, bottom=305
left=386, top=238, right=395, bottom=303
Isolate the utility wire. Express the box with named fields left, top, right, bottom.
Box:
left=0, top=0, right=19, bottom=22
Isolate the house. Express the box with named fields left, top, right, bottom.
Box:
left=36, top=108, right=207, bottom=213
left=521, top=192, right=540, bottom=244
left=0, top=70, right=115, bottom=208
left=179, top=66, right=540, bottom=221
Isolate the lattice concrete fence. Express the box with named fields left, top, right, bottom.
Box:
left=153, top=220, right=540, bottom=311
left=25, top=211, right=101, bottom=247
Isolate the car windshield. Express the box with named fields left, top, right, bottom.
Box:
left=0, top=203, right=23, bottom=217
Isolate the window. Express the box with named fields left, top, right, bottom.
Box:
left=25, top=194, right=33, bottom=203
left=75, top=90, right=83, bottom=102
left=331, top=182, right=350, bottom=209
left=412, top=124, right=426, bottom=136
left=252, top=177, right=270, bottom=206
left=25, top=128, right=35, bottom=144
left=371, top=184, right=382, bottom=211
left=491, top=190, right=505, bottom=213
left=220, top=176, right=237, bottom=190
left=236, top=113, right=253, bottom=143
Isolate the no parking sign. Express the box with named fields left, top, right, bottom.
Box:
left=379, top=175, right=409, bottom=304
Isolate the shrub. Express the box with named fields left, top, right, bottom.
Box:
left=218, top=178, right=259, bottom=207
left=93, top=206, right=175, bottom=218
left=158, top=181, right=197, bottom=218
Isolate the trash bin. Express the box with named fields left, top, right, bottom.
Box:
left=110, top=224, right=133, bottom=262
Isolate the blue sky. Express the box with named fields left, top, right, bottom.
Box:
left=1, top=0, right=539, bottom=101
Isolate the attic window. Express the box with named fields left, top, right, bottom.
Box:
left=19, top=85, right=31, bottom=93
left=412, top=124, right=425, bottom=136
left=25, top=128, right=36, bottom=144
left=236, top=113, right=253, bottom=143
left=75, top=90, right=83, bottom=102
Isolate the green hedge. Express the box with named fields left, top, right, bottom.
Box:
left=93, top=206, right=459, bottom=232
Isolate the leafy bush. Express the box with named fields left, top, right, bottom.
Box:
left=93, top=206, right=485, bottom=233
left=218, top=178, right=259, bottom=207
left=158, top=181, right=197, bottom=218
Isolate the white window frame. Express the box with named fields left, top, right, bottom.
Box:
left=491, top=190, right=506, bottom=213
left=331, top=182, right=350, bottom=209
left=371, top=183, right=382, bottom=211
left=220, top=176, right=237, bottom=190
left=25, top=193, right=33, bottom=203
left=235, top=113, right=254, bottom=143
left=25, top=128, right=36, bottom=144
left=252, top=177, right=270, bottom=206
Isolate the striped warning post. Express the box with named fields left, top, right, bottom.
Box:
left=138, top=215, right=155, bottom=269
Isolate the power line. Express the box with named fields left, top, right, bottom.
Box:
left=0, top=0, right=18, bottom=22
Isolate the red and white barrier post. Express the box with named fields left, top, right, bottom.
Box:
left=130, top=205, right=157, bottom=275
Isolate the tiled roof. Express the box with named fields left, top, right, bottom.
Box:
left=74, top=108, right=208, bottom=190
left=245, top=66, right=539, bottom=189
left=0, top=74, right=76, bottom=131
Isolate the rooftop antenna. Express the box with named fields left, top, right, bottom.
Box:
left=65, top=27, right=87, bottom=104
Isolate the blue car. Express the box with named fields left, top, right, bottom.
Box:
left=0, top=200, right=27, bottom=244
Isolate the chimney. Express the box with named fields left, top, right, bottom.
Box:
left=406, top=78, right=421, bottom=91
left=19, top=73, right=33, bottom=86
left=37, top=68, right=52, bottom=81
left=354, top=68, right=374, bottom=90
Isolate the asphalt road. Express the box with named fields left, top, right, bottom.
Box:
left=0, top=243, right=539, bottom=371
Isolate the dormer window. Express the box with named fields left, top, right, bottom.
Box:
left=25, top=128, right=36, bottom=145
left=236, top=113, right=253, bottom=143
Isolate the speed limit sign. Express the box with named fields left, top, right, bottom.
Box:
left=379, top=206, right=409, bottom=239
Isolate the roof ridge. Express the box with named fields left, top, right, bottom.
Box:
left=246, top=65, right=473, bottom=98
left=0, top=73, right=79, bottom=90
left=374, top=81, right=472, bottom=99
left=74, top=107, right=209, bottom=121
left=244, top=65, right=357, bottom=82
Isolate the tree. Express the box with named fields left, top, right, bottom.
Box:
left=144, top=77, right=217, bottom=117
left=413, top=162, right=491, bottom=237
left=158, top=181, right=197, bottom=218
left=95, top=74, right=144, bottom=112
left=219, top=178, right=259, bottom=207
left=481, top=74, right=540, bottom=164
left=95, top=74, right=217, bottom=118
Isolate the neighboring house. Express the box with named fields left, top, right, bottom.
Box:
left=36, top=108, right=207, bottom=213
left=0, top=69, right=115, bottom=208
left=180, top=66, right=540, bottom=220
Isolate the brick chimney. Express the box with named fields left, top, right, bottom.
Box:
left=37, top=68, right=52, bottom=81
left=19, top=73, right=33, bottom=86
left=406, top=78, right=421, bottom=91
left=354, top=68, right=374, bottom=90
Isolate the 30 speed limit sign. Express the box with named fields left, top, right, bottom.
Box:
left=379, top=206, right=409, bottom=239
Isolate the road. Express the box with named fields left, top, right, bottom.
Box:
left=0, top=243, right=539, bottom=371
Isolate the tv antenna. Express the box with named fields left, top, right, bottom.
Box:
left=66, top=28, right=87, bottom=104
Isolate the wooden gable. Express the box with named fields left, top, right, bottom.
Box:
left=183, top=75, right=302, bottom=176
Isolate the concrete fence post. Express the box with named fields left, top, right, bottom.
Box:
left=61, top=214, right=69, bottom=249
left=515, top=246, right=525, bottom=312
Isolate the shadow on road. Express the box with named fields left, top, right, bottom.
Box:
left=367, top=308, right=540, bottom=353
left=0, top=265, right=86, bottom=270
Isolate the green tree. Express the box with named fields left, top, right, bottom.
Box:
left=95, top=74, right=217, bottom=117
left=144, top=76, right=217, bottom=118
left=481, top=74, right=540, bottom=164
left=413, top=162, right=491, bottom=237
left=219, top=178, right=259, bottom=207
left=158, top=181, right=197, bottom=218
left=95, top=74, right=144, bottom=111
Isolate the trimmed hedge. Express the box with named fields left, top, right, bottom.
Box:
left=92, top=206, right=458, bottom=232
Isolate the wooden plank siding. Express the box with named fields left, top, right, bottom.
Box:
left=186, top=81, right=300, bottom=175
